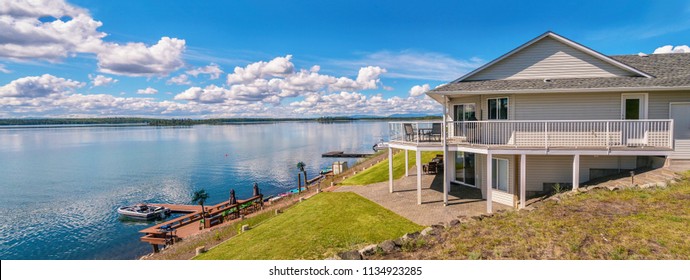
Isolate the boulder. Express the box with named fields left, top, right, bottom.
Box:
left=337, top=250, right=363, bottom=260
left=449, top=219, right=461, bottom=227
left=393, top=238, right=404, bottom=247
left=378, top=240, right=398, bottom=253
left=195, top=246, right=206, bottom=256
left=358, top=244, right=378, bottom=256
left=420, top=227, right=439, bottom=236
left=241, top=224, right=250, bottom=232
left=401, top=232, right=420, bottom=241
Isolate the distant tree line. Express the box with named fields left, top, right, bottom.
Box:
left=0, top=115, right=442, bottom=126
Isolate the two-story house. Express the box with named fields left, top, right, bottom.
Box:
left=387, top=31, right=690, bottom=213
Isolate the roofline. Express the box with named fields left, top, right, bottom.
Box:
left=429, top=86, right=690, bottom=98
left=451, top=31, right=654, bottom=83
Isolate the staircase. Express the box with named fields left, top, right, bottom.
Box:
left=582, top=167, right=683, bottom=190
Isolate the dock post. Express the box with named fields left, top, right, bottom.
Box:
left=152, top=244, right=160, bottom=253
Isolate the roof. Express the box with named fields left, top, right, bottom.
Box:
left=452, top=31, right=652, bottom=83
left=432, top=53, right=690, bottom=95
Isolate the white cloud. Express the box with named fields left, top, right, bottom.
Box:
left=0, top=0, right=105, bottom=60
left=88, top=74, right=117, bottom=87
left=289, top=91, right=441, bottom=116
left=97, top=37, right=186, bottom=76
left=327, top=50, right=484, bottom=81
left=136, top=87, right=158, bottom=95
left=226, top=55, right=295, bottom=85
left=0, top=64, right=10, bottom=73
left=0, top=0, right=186, bottom=77
left=0, top=74, right=84, bottom=97
left=409, top=84, right=430, bottom=97
left=653, top=45, right=690, bottom=54
left=187, top=63, right=222, bottom=79
left=167, top=74, right=191, bottom=85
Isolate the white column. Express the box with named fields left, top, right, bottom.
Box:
left=405, top=150, right=409, bottom=177
left=520, top=154, right=526, bottom=209
left=572, top=154, right=580, bottom=191
left=416, top=150, right=422, bottom=205
left=443, top=97, right=449, bottom=206
left=486, top=153, right=493, bottom=213
left=388, top=147, right=393, bottom=193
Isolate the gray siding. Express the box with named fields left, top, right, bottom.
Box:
left=648, top=91, right=689, bottom=119
left=525, top=155, right=637, bottom=192
left=512, top=92, right=621, bottom=120
left=467, top=37, right=635, bottom=81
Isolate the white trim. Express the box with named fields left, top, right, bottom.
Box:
left=452, top=31, right=652, bottom=83
left=453, top=103, right=477, bottom=121
left=416, top=150, right=422, bottom=205
left=452, top=180, right=478, bottom=188
left=388, top=147, right=393, bottom=193
left=572, top=154, right=580, bottom=190
left=519, top=154, right=526, bottom=209
left=621, top=93, right=648, bottom=119
left=486, top=153, right=493, bottom=213
left=491, top=158, right=510, bottom=192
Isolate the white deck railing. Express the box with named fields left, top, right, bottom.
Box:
left=390, top=120, right=673, bottom=150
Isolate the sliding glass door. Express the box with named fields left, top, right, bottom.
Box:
left=455, top=152, right=475, bottom=186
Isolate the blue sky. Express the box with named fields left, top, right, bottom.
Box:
left=1, top=0, right=689, bottom=118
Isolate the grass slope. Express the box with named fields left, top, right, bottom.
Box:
left=196, top=192, right=423, bottom=259
left=341, top=151, right=438, bottom=185
left=382, top=173, right=690, bottom=260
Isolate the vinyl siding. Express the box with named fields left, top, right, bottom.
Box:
left=467, top=37, right=635, bottom=81
left=671, top=141, right=690, bottom=159
left=648, top=91, right=690, bottom=119
left=512, top=92, right=621, bottom=120
left=579, top=156, right=637, bottom=182
left=524, top=155, right=637, bottom=192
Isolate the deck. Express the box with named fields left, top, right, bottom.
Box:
left=139, top=195, right=264, bottom=252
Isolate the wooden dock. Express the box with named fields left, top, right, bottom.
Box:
left=322, top=151, right=373, bottom=158
left=139, top=195, right=264, bottom=253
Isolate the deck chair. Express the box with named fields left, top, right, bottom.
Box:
left=404, top=123, right=415, bottom=141
left=425, top=123, right=442, bottom=141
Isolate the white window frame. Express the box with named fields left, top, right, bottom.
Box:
left=487, top=97, right=510, bottom=120
left=491, top=158, right=509, bottom=192
left=620, top=93, right=648, bottom=120
left=453, top=103, right=477, bottom=121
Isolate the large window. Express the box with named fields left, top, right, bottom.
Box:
left=492, top=158, right=508, bottom=192
left=488, top=97, right=509, bottom=120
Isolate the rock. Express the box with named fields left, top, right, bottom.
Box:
left=378, top=240, right=397, bottom=253
left=393, top=238, right=404, bottom=247
left=358, top=244, right=378, bottom=256
left=656, top=182, right=668, bottom=188
left=241, top=224, right=250, bottom=232
left=337, top=250, right=363, bottom=260
left=449, top=219, right=461, bottom=227
left=275, top=209, right=282, bottom=215
left=420, top=227, right=439, bottom=236
left=402, top=232, right=420, bottom=241
left=195, top=246, right=206, bottom=256
left=299, top=197, right=306, bottom=202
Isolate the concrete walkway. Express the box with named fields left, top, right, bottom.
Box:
left=335, top=171, right=511, bottom=226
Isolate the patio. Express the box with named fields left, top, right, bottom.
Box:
left=335, top=171, right=512, bottom=226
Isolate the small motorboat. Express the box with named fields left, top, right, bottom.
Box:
left=320, top=167, right=333, bottom=175
left=372, top=139, right=389, bottom=151
left=117, top=203, right=170, bottom=220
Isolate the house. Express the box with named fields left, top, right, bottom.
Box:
left=387, top=31, right=690, bottom=213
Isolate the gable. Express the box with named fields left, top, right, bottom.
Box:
left=466, top=36, right=640, bottom=81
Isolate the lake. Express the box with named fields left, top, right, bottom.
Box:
left=0, top=121, right=389, bottom=259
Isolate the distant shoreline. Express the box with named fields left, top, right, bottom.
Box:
left=0, top=116, right=442, bottom=127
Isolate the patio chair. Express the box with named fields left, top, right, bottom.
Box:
left=425, top=123, right=442, bottom=141
left=404, top=123, right=415, bottom=142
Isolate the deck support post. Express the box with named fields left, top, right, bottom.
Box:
left=152, top=244, right=160, bottom=253
left=388, top=147, right=394, bottom=193
left=520, top=154, right=526, bottom=209
left=416, top=149, right=422, bottom=205
left=405, top=150, right=409, bottom=177
left=442, top=97, right=449, bottom=206
left=572, top=154, right=580, bottom=191
left=486, top=152, right=493, bottom=213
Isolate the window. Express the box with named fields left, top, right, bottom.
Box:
left=455, top=152, right=475, bottom=186
left=492, top=158, right=508, bottom=192
left=488, top=97, right=508, bottom=120
left=454, top=104, right=476, bottom=121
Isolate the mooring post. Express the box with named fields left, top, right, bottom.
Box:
left=152, top=244, right=159, bottom=253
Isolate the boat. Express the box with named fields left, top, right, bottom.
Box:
left=319, top=167, right=332, bottom=175
left=372, top=139, right=389, bottom=151
left=117, top=203, right=170, bottom=220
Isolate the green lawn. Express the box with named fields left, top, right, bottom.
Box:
left=340, top=151, right=439, bottom=185
left=195, top=192, right=423, bottom=259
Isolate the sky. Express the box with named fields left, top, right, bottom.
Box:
left=1, top=0, right=689, bottom=118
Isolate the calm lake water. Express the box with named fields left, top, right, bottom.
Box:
left=0, top=121, right=388, bottom=259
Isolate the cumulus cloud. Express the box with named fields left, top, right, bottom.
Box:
left=187, top=63, right=222, bottom=79
left=88, top=74, right=117, bottom=87
left=653, top=45, right=690, bottom=54
left=0, top=0, right=186, bottom=77
left=136, top=87, right=158, bottom=95
left=97, top=37, right=186, bottom=76
left=0, top=74, right=84, bottom=97
left=409, top=84, right=430, bottom=97
left=226, top=55, right=295, bottom=85
left=289, top=91, right=441, bottom=116
left=167, top=74, right=191, bottom=85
